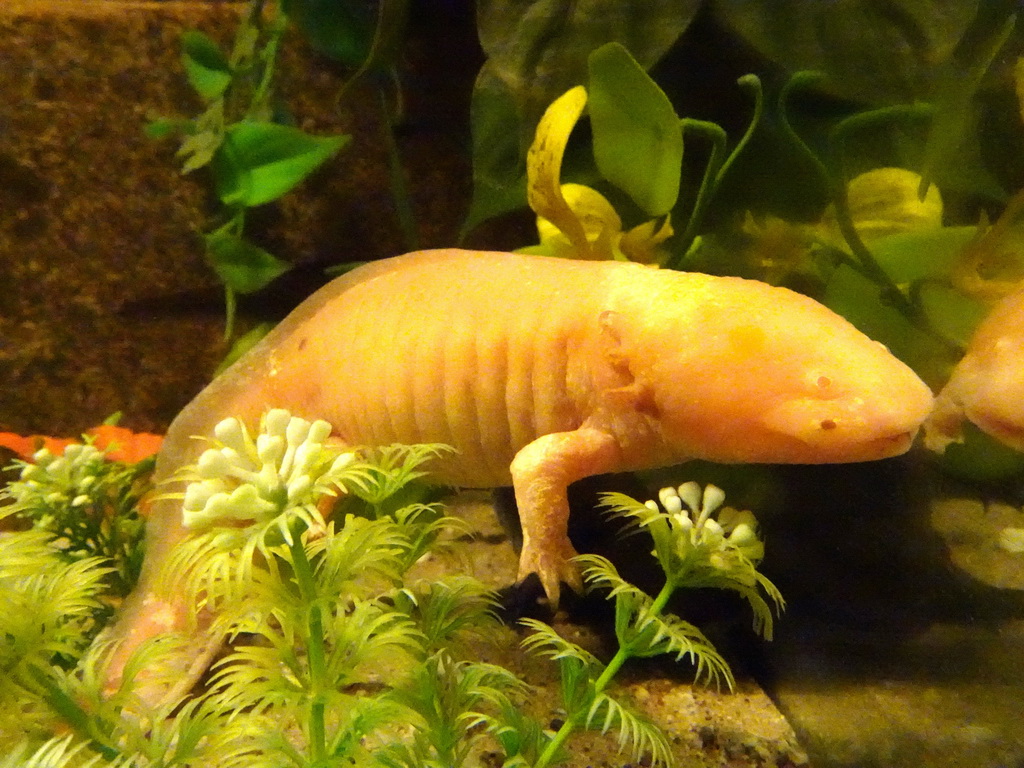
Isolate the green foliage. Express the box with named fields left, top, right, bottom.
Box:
left=0, top=530, right=112, bottom=745
left=212, top=122, right=351, bottom=208
left=465, top=0, right=700, bottom=234
left=588, top=43, right=682, bottom=217
left=2, top=441, right=150, bottom=598
left=153, top=0, right=410, bottom=348
left=2, top=411, right=783, bottom=767
left=714, top=0, right=987, bottom=106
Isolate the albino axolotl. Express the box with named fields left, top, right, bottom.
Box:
left=926, top=285, right=1024, bottom=452
left=106, top=248, right=933, bottom=694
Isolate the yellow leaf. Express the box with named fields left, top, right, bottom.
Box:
left=527, top=86, right=593, bottom=258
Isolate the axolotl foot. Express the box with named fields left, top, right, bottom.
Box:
left=517, top=535, right=584, bottom=609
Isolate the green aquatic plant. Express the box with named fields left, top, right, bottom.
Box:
left=1, top=410, right=782, bottom=767
left=151, top=0, right=411, bottom=345
left=1, top=436, right=151, bottom=599
left=502, top=482, right=783, bottom=768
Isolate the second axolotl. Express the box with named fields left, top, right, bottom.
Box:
left=105, top=249, right=934, bottom=694
left=926, top=284, right=1024, bottom=452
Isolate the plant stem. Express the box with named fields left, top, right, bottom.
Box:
left=535, top=581, right=676, bottom=768
left=668, top=119, right=727, bottom=268
left=289, top=533, right=329, bottom=763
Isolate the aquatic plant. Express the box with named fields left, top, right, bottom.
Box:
left=1, top=425, right=155, bottom=599
left=150, top=0, right=411, bottom=345
left=0, top=409, right=783, bottom=767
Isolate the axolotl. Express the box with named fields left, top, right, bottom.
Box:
left=926, top=285, right=1024, bottom=452
left=107, top=249, right=933, bottom=691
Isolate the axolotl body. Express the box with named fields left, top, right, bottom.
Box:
left=109, top=249, right=933, bottom=690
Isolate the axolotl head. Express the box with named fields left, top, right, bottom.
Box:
left=925, top=286, right=1024, bottom=452
left=609, top=270, right=935, bottom=465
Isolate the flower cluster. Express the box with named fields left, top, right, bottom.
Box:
left=648, top=481, right=765, bottom=568
left=621, top=481, right=773, bottom=601
left=181, top=409, right=354, bottom=530
left=7, top=443, right=110, bottom=526
left=2, top=439, right=150, bottom=596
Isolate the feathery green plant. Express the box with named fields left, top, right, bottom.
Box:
left=1, top=438, right=150, bottom=598
left=1, top=410, right=783, bottom=767
left=497, top=482, right=784, bottom=767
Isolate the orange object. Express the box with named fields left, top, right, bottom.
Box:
left=0, top=425, right=163, bottom=464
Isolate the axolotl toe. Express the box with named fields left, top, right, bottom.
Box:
left=105, top=249, right=934, bottom=699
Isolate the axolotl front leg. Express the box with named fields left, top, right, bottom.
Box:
left=510, top=425, right=624, bottom=604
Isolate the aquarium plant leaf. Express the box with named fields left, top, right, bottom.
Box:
left=285, top=0, right=376, bottom=66
left=204, top=229, right=292, bottom=295
left=181, top=30, right=233, bottom=102
left=917, top=281, right=989, bottom=348
left=917, top=8, right=1017, bottom=199
left=476, top=0, right=699, bottom=147
left=461, top=76, right=530, bottom=238
left=465, top=0, right=699, bottom=236
left=526, top=86, right=593, bottom=257
left=212, top=122, right=350, bottom=207
left=587, top=42, right=682, bottom=217
left=714, top=0, right=981, bottom=105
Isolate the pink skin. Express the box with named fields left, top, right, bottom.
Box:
left=104, top=249, right=934, bottom=700
left=926, top=286, right=1024, bottom=452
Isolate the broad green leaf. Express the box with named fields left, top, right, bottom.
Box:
left=714, top=0, right=981, bottom=105
left=918, top=282, right=989, bottom=347
left=181, top=30, right=232, bottom=101
left=588, top=43, right=682, bottom=216
left=476, top=0, right=699, bottom=144
left=212, top=122, right=350, bottom=207
left=868, top=225, right=977, bottom=284
left=918, top=9, right=1017, bottom=199
left=284, top=0, right=375, bottom=65
left=465, top=0, right=699, bottom=235
left=204, top=231, right=291, bottom=294
left=462, top=75, right=529, bottom=238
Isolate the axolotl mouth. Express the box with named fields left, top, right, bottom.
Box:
left=759, top=390, right=932, bottom=464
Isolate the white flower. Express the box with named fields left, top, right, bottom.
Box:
left=181, top=409, right=354, bottom=530
left=649, top=482, right=765, bottom=567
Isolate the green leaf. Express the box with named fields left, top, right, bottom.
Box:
left=462, top=75, right=529, bottom=238
left=714, top=0, right=982, bottom=105
left=476, top=0, right=699, bottom=145
left=212, top=122, right=350, bottom=207
left=587, top=42, right=682, bottom=216
left=918, top=9, right=1017, bottom=198
left=181, top=29, right=232, bottom=101
left=204, top=230, right=291, bottom=294
left=918, top=282, right=989, bottom=348
left=465, top=0, right=700, bottom=234
left=285, top=0, right=376, bottom=66
left=869, top=226, right=978, bottom=284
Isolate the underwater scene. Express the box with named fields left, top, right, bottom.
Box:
left=1, top=1, right=1023, bottom=766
